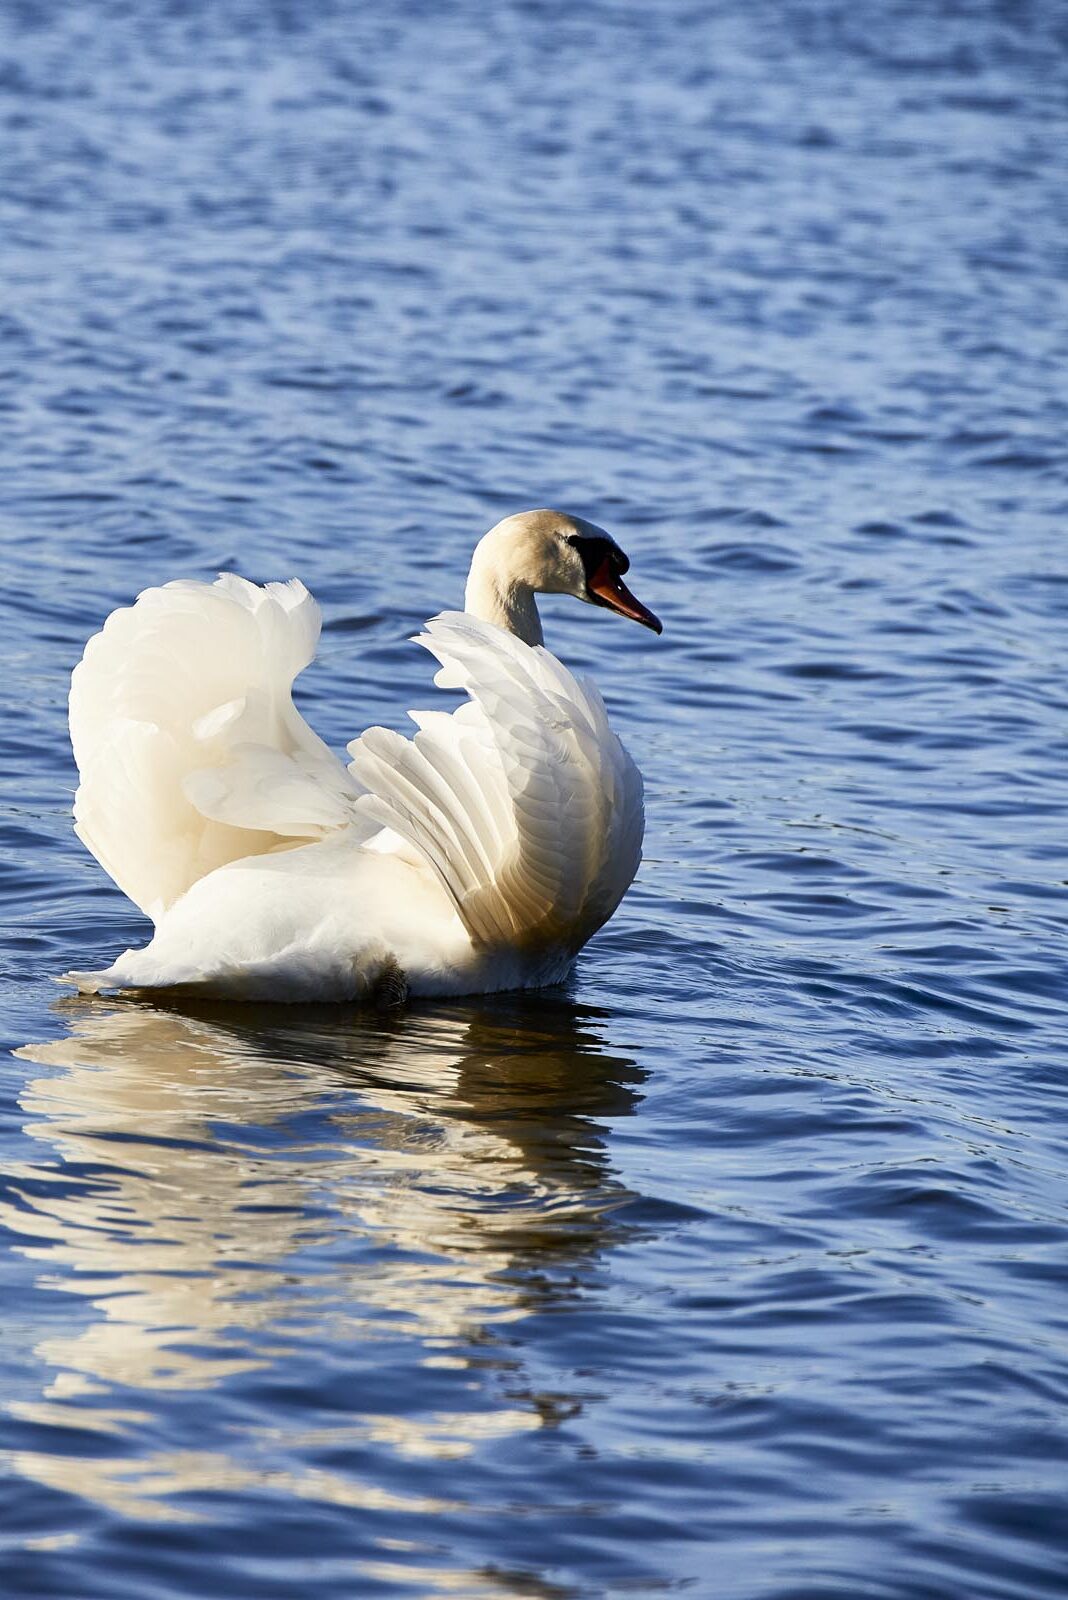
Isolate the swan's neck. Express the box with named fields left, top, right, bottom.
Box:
left=464, top=553, right=544, bottom=646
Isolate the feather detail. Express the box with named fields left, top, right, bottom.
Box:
left=70, top=574, right=361, bottom=920
left=347, top=612, right=643, bottom=954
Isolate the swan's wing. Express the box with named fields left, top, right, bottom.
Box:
left=347, top=612, right=644, bottom=951
left=70, top=574, right=361, bottom=921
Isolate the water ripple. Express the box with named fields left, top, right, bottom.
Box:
left=1, top=1, right=1067, bottom=1596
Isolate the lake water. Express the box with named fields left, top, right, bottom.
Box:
left=1, top=2, right=1067, bottom=1596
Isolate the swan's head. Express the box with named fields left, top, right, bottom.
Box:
left=471, top=510, right=662, bottom=637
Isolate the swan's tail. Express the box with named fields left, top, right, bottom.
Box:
left=54, top=969, right=111, bottom=995
left=347, top=612, right=644, bottom=953
left=70, top=575, right=360, bottom=922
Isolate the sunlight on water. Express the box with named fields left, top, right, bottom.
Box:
left=8, top=999, right=643, bottom=1533
left=1, top=0, right=1066, bottom=1595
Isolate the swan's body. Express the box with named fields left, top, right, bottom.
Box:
left=65, top=511, right=661, bottom=1002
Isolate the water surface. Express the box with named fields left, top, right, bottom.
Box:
left=1, top=2, right=1067, bottom=1596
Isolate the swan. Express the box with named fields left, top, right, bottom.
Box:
left=64, top=510, right=662, bottom=1003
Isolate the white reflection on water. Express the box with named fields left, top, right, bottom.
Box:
left=5, top=996, right=644, bottom=1523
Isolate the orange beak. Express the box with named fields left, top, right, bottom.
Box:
left=587, top=557, right=663, bottom=634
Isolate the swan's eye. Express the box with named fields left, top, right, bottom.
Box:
left=568, top=534, right=629, bottom=582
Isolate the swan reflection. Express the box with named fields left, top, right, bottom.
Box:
left=5, top=995, right=643, bottom=1532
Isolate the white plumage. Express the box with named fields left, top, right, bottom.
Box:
left=64, top=510, right=659, bottom=1002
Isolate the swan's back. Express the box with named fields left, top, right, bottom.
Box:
left=70, top=574, right=358, bottom=922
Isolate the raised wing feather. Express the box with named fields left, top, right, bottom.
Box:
left=70, top=574, right=360, bottom=921
left=347, top=612, right=644, bottom=953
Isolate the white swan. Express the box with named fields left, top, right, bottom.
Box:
left=64, top=510, right=661, bottom=1002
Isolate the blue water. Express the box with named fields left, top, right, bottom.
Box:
left=2, top=2, right=1067, bottom=1596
